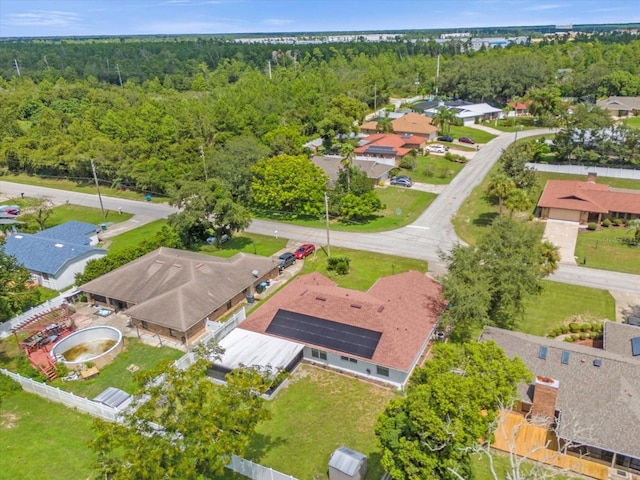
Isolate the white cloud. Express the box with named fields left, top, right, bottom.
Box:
left=4, top=10, right=81, bottom=27
left=263, top=18, right=294, bottom=26
left=525, top=3, right=563, bottom=11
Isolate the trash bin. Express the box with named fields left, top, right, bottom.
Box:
left=101, top=223, right=107, bottom=231
left=246, top=293, right=255, bottom=304
left=256, top=282, right=267, bottom=294
left=145, top=194, right=152, bottom=202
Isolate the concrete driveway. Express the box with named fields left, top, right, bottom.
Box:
left=543, top=219, right=579, bottom=265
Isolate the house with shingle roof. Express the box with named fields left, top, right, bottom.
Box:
left=3, top=221, right=105, bottom=290
left=310, top=156, right=394, bottom=185
left=238, top=271, right=445, bottom=389
left=596, top=96, right=640, bottom=117
left=480, top=326, right=640, bottom=476
left=79, top=247, right=279, bottom=345
left=538, top=174, right=640, bottom=223
left=361, top=113, right=438, bottom=139
left=354, top=133, right=429, bottom=165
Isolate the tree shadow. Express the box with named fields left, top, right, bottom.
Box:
left=244, top=433, right=289, bottom=462
left=472, top=212, right=499, bottom=228
left=622, top=303, right=640, bottom=323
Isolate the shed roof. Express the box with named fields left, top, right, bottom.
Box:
left=480, top=327, right=640, bottom=460
left=329, top=446, right=367, bottom=476
left=93, top=387, right=132, bottom=410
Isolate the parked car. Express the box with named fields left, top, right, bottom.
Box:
left=458, top=136, right=475, bottom=144
left=206, top=233, right=230, bottom=245
left=278, top=252, right=296, bottom=270
left=0, top=205, right=20, bottom=215
left=426, top=144, right=447, bottom=154
left=437, top=135, right=454, bottom=142
left=294, top=243, right=315, bottom=259
left=390, top=176, right=413, bottom=187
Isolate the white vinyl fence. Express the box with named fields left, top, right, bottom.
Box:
left=526, top=163, right=640, bottom=180
left=0, top=292, right=70, bottom=339
left=227, top=455, right=298, bottom=480
left=1, top=368, right=119, bottom=421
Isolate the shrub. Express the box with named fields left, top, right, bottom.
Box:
left=569, top=323, right=580, bottom=333
left=0, top=374, right=21, bottom=399
left=571, top=334, right=579, bottom=342
left=612, top=218, right=623, bottom=226
left=602, top=218, right=611, bottom=228
left=327, top=255, right=351, bottom=275
left=579, top=333, right=588, bottom=340
left=587, top=222, right=597, bottom=231
left=579, top=323, right=590, bottom=332
left=424, top=164, right=435, bottom=177
left=560, top=325, right=569, bottom=334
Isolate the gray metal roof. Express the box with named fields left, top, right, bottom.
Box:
left=329, top=446, right=366, bottom=476
left=216, top=328, right=304, bottom=374
left=93, top=387, right=132, bottom=410
left=481, top=327, right=640, bottom=460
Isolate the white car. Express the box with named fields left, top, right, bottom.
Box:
left=426, top=144, right=447, bottom=154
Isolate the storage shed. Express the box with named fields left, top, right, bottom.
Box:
left=328, top=446, right=367, bottom=480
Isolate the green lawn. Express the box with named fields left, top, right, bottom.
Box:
left=446, top=125, right=497, bottom=144
left=253, top=187, right=436, bottom=233
left=0, top=389, right=97, bottom=480
left=195, top=232, right=288, bottom=258
left=623, top=117, right=640, bottom=129
left=396, top=154, right=466, bottom=185
left=574, top=225, right=640, bottom=275
left=46, top=204, right=132, bottom=228
left=1, top=173, right=169, bottom=203
left=299, top=246, right=429, bottom=291
left=518, top=281, right=615, bottom=336
left=106, top=219, right=168, bottom=251
left=48, top=338, right=183, bottom=398
left=244, top=364, right=397, bottom=480
left=480, top=117, right=541, bottom=132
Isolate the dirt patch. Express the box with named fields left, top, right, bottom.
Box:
left=0, top=412, right=19, bottom=429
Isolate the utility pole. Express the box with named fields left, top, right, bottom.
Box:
left=90, top=159, right=106, bottom=222
left=14, top=59, right=21, bottom=76
left=324, top=192, right=331, bottom=257
left=374, top=82, right=377, bottom=111
left=267, top=61, right=272, bottom=80
left=115, top=64, right=123, bottom=88
left=199, top=146, right=208, bottom=182
left=435, top=54, right=440, bottom=98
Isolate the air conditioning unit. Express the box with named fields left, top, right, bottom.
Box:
left=609, top=468, right=629, bottom=480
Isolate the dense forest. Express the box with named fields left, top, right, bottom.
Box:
left=1, top=33, right=640, bottom=197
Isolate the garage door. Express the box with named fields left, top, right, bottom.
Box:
left=549, top=208, right=581, bottom=222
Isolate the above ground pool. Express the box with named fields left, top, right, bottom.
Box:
left=51, top=326, right=123, bottom=369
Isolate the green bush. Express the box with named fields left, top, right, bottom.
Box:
left=0, top=374, right=21, bottom=401
left=564, top=336, right=574, bottom=343
left=579, top=323, right=590, bottom=332
left=587, top=222, right=597, bottom=231
left=327, top=256, right=351, bottom=275
left=569, top=323, right=580, bottom=333
left=602, top=218, right=611, bottom=228
left=612, top=218, right=623, bottom=226
left=579, top=333, right=588, bottom=340
left=571, top=334, right=579, bottom=341
left=560, top=325, right=569, bottom=334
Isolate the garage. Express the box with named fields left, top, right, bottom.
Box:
left=548, top=208, right=581, bottom=222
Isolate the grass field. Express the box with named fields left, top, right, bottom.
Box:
left=253, top=187, right=436, bottom=233
left=1, top=173, right=169, bottom=203
left=396, top=154, right=466, bottom=185
left=519, top=281, right=615, bottom=336
left=106, top=219, right=168, bottom=251
left=299, top=245, right=428, bottom=291
left=244, top=364, right=397, bottom=480
left=624, top=117, right=640, bottom=129
left=574, top=225, right=640, bottom=275
left=446, top=125, right=497, bottom=144
left=47, top=204, right=132, bottom=228
left=196, top=232, right=288, bottom=258
left=0, top=389, right=97, bottom=480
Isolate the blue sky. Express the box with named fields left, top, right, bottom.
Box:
left=1, top=0, right=639, bottom=38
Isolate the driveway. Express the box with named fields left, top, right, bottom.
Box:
left=543, top=219, right=579, bottom=265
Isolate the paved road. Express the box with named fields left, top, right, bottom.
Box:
left=2, top=126, right=640, bottom=295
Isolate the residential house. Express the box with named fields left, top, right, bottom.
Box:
left=3, top=221, right=105, bottom=290
left=360, top=113, right=438, bottom=140
left=237, top=271, right=445, bottom=389
left=537, top=173, right=640, bottom=223
left=507, top=101, right=530, bottom=116
left=354, top=133, right=429, bottom=165
left=480, top=325, right=640, bottom=476
left=79, top=247, right=279, bottom=345
left=310, top=156, right=394, bottom=185
left=423, top=102, right=503, bottom=126
left=596, top=96, right=640, bottom=117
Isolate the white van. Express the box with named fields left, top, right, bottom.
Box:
left=426, top=144, right=447, bottom=154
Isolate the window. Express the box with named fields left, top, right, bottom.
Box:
left=349, top=358, right=357, bottom=364
left=538, top=346, right=548, bottom=359
left=376, top=366, right=389, bottom=377
left=340, top=356, right=349, bottom=361
left=561, top=351, right=570, bottom=364
left=42, top=273, right=49, bottom=280
left=226, top=300, right=232, bottom=310
left=141, top=321, right=149, bottom=330
left=311, top=349, right=327, bottom=360
left=169, top=329, right=178, bottom=338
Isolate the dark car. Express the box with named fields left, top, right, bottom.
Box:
left=437, top=135, right=454, bottom=142
left=390, top=176, right=413, bottom=187
left=278, top=252, right=296, bottom=270
left=294, top=243, right=315, bottom=259
left=458, top=136, right=475, bottom=144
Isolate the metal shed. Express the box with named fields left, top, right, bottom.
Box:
left=93, top=387, right=133, bottom=410
left=328, top=446, right=367, bottom=480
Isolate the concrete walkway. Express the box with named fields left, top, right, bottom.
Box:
left=99, top=214, right=158, bottom=239
left=542, top=219, right=579, bottom=265
left=467, top=124, right=505, bottom=136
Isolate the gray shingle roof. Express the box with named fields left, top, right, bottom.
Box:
left=480, top=327, right=640, bottom=460
left=80, top=247, right=278, bottom=332
left=34, top=221, right=97, bottom=245
left=603, top=321, right=640, bottom=360
left=3, top=232, right=105, bottom=275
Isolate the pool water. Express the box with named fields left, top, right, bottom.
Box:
left=62, top=339, right=117, bottom=362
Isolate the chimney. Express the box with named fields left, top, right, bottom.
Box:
left=531, top=376, right=560, bottom=428
left=586, top=172, right=597, bottom=183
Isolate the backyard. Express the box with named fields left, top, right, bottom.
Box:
left=574, top=224, right=640, bottom=275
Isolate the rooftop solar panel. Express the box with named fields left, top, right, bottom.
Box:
left=365, top=146, right=397, bottom=155
left=632, top=337, right=640, bottom=356
left=266, top=309, right=382, bottom=359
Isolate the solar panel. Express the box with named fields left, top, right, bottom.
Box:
left=365, top=146, right=396, bottom=155
left=632, top=337, right=640, bottom=356
left=266, top=309, right=382, bottom=359
left=538, top=346, right=548, bottom=359
left=561, top=351, right=570, bottom=364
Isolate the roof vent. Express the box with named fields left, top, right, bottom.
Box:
left=377, top=305, right=385, bottom=312
left=15, top=235, right=23, bottom=239
left=350, top=303, right=362, bottom=309
left=154, top=260, right=165, bottom=265
left=315, top=295, right=327, bottom=301
left=300, top=289, right=308, bottom=296
left=172, top=263, right=182, bottom=268
left=593, top=359, right=602, bottom=367
left=54, top=243, right=64, bottom=248
left=195, top=263, right=204, bottom=269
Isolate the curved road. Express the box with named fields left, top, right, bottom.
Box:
left=2, top=127, right=639, bottom=295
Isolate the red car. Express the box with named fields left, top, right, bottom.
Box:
left=294, top=243, right=315, bottom=259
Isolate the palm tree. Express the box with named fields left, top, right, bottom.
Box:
left=629, top=219, right=640, bottom=244
left=487, top=173, right=516, bottom=216
left=504, top=188, right=532, bottom=217
left=340, top=143, right=355, bottom=193
left=538, top=240, right=561, bottom=275
left=432, top=106, right=457, bottom=135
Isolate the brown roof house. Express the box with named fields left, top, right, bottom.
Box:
left=354, top=133, right=429, bottom=166
left=481, top=326, right=640, bottom=477
left=538, top=173, right=640, bottom=223
left=596, top=96, right=640, bottom=117
left=238, top=270, right=445, bottom=389
left=80, top=247, right=279, bottom=345
left=360, top=113, right=438, bottom=140
left=310, top=156, right=394, bottom=185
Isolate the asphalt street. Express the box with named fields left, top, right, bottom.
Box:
left=2, top=126, right=639, bottom=295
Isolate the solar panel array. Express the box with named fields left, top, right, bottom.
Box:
left=632, top=337, right=640, bottom=357
left=365, top=145, right=396, bottom=155
left=266, top=309, right=382, bottom=359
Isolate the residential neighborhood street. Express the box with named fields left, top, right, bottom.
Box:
left=2, top=127, right=639, bottom=296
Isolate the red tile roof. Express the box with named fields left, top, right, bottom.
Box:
left=538, top=180, right=640, bottom=215
left=239, top=271, right=445, bottom=371
left=355, top=133, right=428, bottom=158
